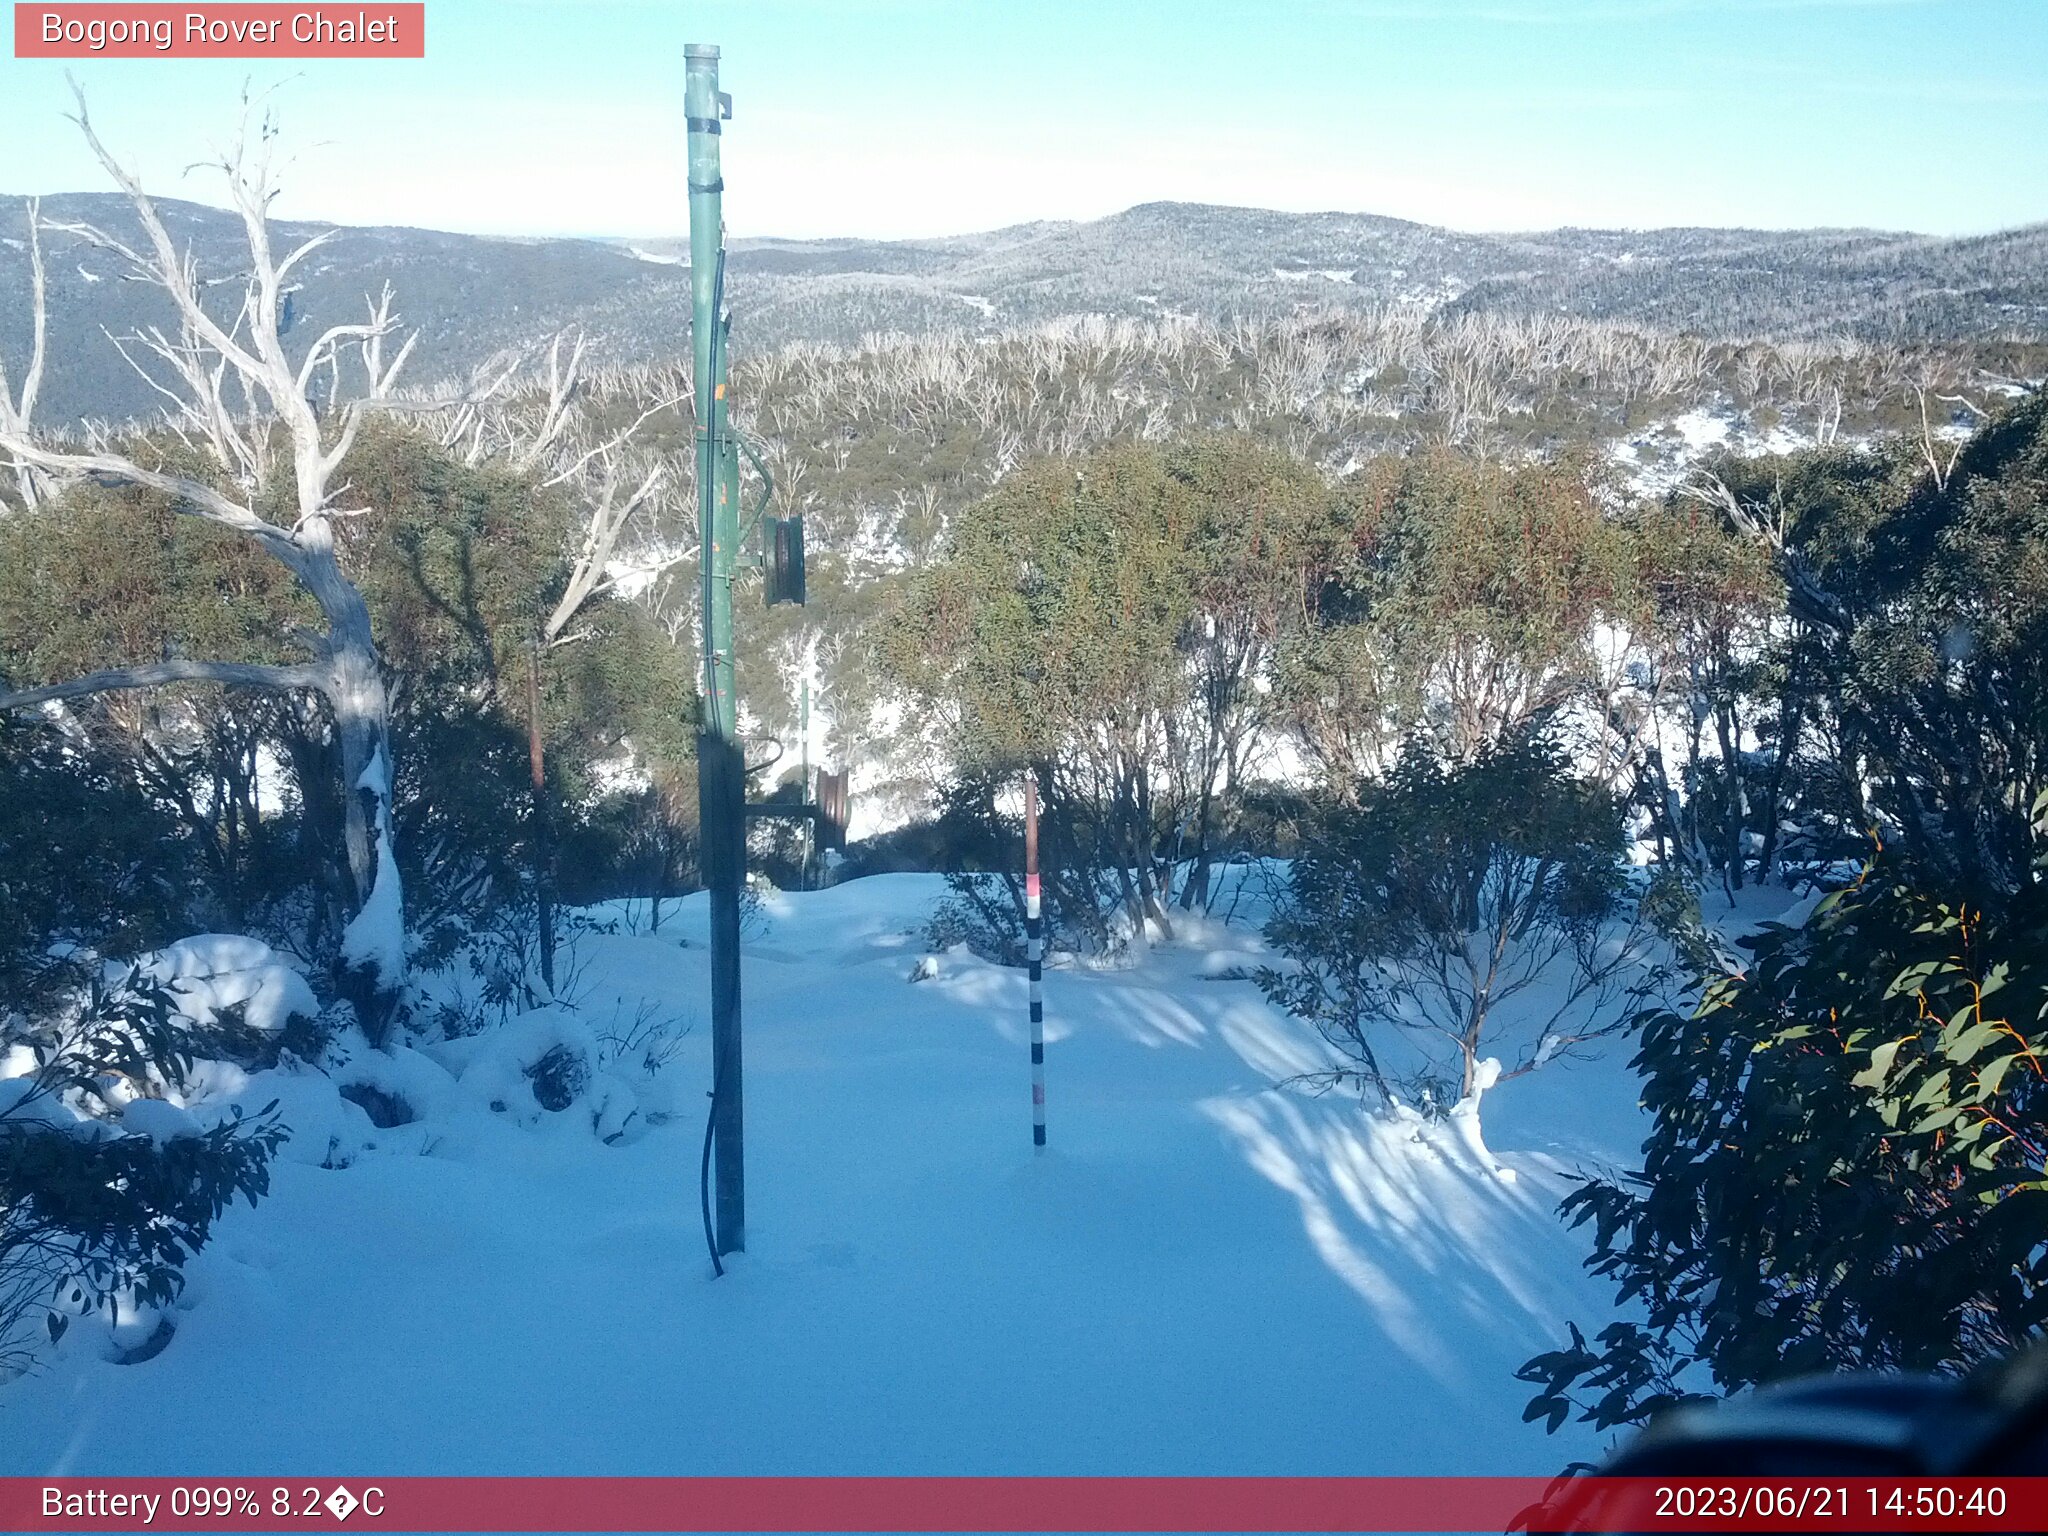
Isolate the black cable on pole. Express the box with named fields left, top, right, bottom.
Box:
left=700, top=1069, right=724, bottom=1279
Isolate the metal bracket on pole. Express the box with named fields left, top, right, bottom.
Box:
left=738, top=434, right=775, bottom=538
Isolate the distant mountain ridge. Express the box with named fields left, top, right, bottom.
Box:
left=3, top=193, right=2043, bottom=425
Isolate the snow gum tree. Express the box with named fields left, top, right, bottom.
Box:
left=1164, top=437, right=1329, bottom=909
left=343, top=426, right=697, bottom=977
left=1271, top=450, right=1649, bottom=796
left=1259, top=736, right=1666, bottom=1110
left=0, top=424, right=696, bottom=1017
left=892, top=435, right=1337, bottom=947
left=407, top=332, right=689, bottom=993
left=1356, top=449, right=1639, bottom=761
left=1621, top=498, right=1784, bottom=894
left=891, top=441, right=1203, bottom=945
left=1754, top=395, right=2048, bottom=896
left=0, top=94, right=421, bottom=1034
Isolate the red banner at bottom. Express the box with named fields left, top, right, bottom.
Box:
left=4, top=1477, right=2048, bottom=1533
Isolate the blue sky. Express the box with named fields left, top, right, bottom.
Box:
left=1, top=0, right=2043, bottom=239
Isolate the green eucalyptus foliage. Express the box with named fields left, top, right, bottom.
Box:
left=1520, top=811, right=2048, bottom=1436
left=0, top=458, right=313, bottom=687
left=0, top=426, right=695, bottom=974
left=1259, top=736, right=1646, bottom=1105
left=1623, top=497, right=1789, bottom=888
left=891, top=438, right=1234, bottom=944
left=1375, top=450, right=1637, bottom=739
left=894, top=434, right=1688, bottom=948
left=0, top=459, right=326, bottom=942
left=0, top=718, right=196, bottom=1012
left=1521, top=396, right=2048, bottom=1440
left=894, top=440, right=1198, bottom=767
left=1693, top=394, right=2048, bottom=895
left=345, top=429, right=695, bottom=953
left=1276, top=449, right=1658, bottom=784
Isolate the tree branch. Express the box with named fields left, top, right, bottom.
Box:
left=58, top=85, right=273, bottom=391
left=1681, top=471, right=1848, bottom=632
left=7, top=198, right=47, bottom=429
left=0, top=437, right=296, bottom=552
left=0, top=659, right=326, bottom=712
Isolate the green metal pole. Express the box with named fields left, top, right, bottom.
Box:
left=687, top=41, right=744, bottom=1257
left=688, top=45, right=736, bottom=740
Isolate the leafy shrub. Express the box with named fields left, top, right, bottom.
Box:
left=925, top=875, right=1028, bottom=968
left=1520, top=805, right=2048, bottom=1436
left=1, top=976, right=284, bottom=1377
left=1260, top=736, right=1664, bottom=1106
left=0, top=718, right=197, bottom=1013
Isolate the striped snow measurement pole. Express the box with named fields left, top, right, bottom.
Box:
left=1026, top=773, right=1047, bottom=1150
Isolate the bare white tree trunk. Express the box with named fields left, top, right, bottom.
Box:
left=0, top=88, right=426, bottom=1034
left=0, top=200, right=48, bottom=511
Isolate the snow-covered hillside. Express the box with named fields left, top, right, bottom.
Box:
left=1, top=872, right=1662, bottom=1478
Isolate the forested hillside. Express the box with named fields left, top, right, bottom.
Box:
left=3, top=193, right=2044, bottom=426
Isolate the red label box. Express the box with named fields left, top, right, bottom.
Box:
left=13, top=4, right=425, bottom=58
left=6, top=1477, right=2048, bottom=1533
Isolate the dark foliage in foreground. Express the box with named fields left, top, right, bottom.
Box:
left=1, top=979, right=284, bottom=1375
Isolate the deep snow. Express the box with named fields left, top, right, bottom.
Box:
left=4, top=872, right=1667, bottom=1478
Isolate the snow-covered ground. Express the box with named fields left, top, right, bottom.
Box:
left=1608, top=405, right=1822, bottom=497
left=4, top=873, right=1665, bottom=1478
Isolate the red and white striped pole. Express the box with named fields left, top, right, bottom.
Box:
left=1025, top=772, right=1046, bottom=1150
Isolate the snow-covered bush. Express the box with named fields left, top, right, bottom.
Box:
left=120, top=935, right=321, bottom=1066
left=414, top=903, right=616, bottom=1038
left=431, top=1006, right=645, bottom=1144
left=593, top=999, right=694, bottom=1080
left=924, top=876, right=1029, bottom=968
left=330, top=1040, right=462, bottom=1131
left=0, top=977, right=284, bottom=1378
